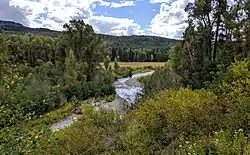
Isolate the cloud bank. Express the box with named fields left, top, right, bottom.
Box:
left=0, top=0, right=204, bottom=39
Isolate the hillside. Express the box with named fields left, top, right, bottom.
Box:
left=0, top=20, right=180, bottom=49
left=100, top=34, right=179, bottom=49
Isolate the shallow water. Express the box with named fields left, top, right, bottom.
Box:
left=51, top=71, right=154, bottom=132
left=114, top=71, right=154, bottom=104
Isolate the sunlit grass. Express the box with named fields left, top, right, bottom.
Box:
left=101, top=62, right=166, bottom=69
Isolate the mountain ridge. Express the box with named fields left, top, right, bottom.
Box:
left=0, top=20, right=180, bottom=49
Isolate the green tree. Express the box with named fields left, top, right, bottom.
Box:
left=63, top=20, right=108, bottom=81
left=0, top=34, right=7, bottom=84
left=64, top=49, right=78, bottom=85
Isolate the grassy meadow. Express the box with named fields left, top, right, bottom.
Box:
left=102, top=62, right=166, bottom=69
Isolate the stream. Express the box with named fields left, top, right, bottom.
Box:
left=114, top=71, right=154, bottom=104
left=51, top=71, right=154, bottom=132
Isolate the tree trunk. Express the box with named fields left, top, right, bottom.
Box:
left=213, top=18, right=220, bottom=61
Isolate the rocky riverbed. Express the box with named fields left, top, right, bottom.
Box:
left=51, top=71, right=154, bottom=132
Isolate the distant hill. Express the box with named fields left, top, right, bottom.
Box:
left=0, top=20, right=180, bottom=49
left=100, top=34, right=179, bottom=49
left=0, top=20, right=61, bottom=36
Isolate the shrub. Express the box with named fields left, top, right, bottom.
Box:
left=132, top=89, right=223, bottom=136
left=144, top=67, right=183, bottom=95
left=35, top=105, right=125, bottom=155
left=117, top=124, right=152, bottom=154
left=62, top=70, right=115, bottom=101
left=214, top=60, right=250, bottom=101
left=0, top=72, right=64, bottom=128
left=174, top=130, right=248, bottom=155
left=114, top=67, right=133, bottom=78
left=138, top=76, right=150, bottom=85
left=208, top=60, right=250, bottom=132
left=0, top=103, right=74, bottom=155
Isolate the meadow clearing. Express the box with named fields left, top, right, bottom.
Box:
left=102, top=62, right=166, bottom=69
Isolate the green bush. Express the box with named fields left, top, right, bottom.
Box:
left=207, top=60, right=250, bottom=132
left=35, top=105, right=125, bottom=155
left=122, top=88, right=250, bottom=154
left=144, top=67, right=183, bottom=95
left=0, top=103, right=74, bottom=155
left=131, top=66, right=155, bottom=74
left=138, top=76, right=150, bottom=85
left=114, top=67, right=133, bottom=78
left=62, top=70, right=115, bottom=101
left=213, top=60, right=250, bottom=101
left=132, top=89, right=223, bottom=136
left=9, top=87, right=250, bottom=154
left=0, top=72, right=64, bottom=128
left=173, top=130, right=248, bottom=155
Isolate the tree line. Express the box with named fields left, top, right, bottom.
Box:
left=1, top=20, right=178, bottom=62
left=167, top=0, right=250, bottom=89
left=110, top=47, right=168, bottom=62
left=0, top=19, right=115, bottom=129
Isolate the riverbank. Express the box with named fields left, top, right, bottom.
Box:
left=125, top=77, right=142, bottom=87
left=51, top=71, right=153, bottom=132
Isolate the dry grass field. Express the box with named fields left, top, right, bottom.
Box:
left=104, top=62, right=166, bottom=69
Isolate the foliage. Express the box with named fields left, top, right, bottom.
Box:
left=63, top=19, right=108, bottom=81
left=212, top=60, right=250, bottom=100
left=63, top=49, right=79, bottom=84
left=164, top=0, right=250, bottom=89
left=35, top=105, right=125, bottom=155
left=104, top=55, right=111, bottom=70
left=174, top=130, right=248, bottom=155
left=0, top=19, right=115, bottom=139
left=62, top=69, right=115, bottom=101
left=1, top=20, right=180, bottom=62
left=131, top=65, right=155, bottom=74
left=0, top=67, right=64, bottom=128
left=1, top=0, right=250, bottom=153
left=110, top=46, right=169, bottom=62
left=101, top=34, right=179, bottom=49
left=114, top=57, right=119, bottom=69
left=133, top=89, right=223, bottom=136
left=32, top=88, right=250, bottom=154
left=138, top=75, right=150, bottom=85
left=144, top=67, right=183, bottom=95
left=0, top=102, right=75, bottom=155
left=114, top=67, right=133, bottom=78
left=208, top=60, right=250, bottom=132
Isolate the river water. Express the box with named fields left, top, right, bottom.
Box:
left=114, top=71, right=154, bottom=104
left=51, top=71, right=154, bottom=132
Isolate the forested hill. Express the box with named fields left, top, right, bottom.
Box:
left=0, top=20, right=180, bottom=49
left=99, top=34, right=179, bottom=49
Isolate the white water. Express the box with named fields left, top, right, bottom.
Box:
left=114, top=71, right=154, bottom=104
left=51, top=71, right=154, bottom=132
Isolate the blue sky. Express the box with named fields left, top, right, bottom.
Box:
left=93, top=1, right=161, bottom=29
left=0, top=0, right=193, bottom=39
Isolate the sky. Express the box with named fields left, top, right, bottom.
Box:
left=0, top=0, right=195, bottom=39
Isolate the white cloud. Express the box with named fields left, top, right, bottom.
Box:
left=149, top=0, right=193, bottom=39
left=0, top=0, right=29, bottom=25
left=149, top=0, right=236, bottom=39
left=89, top=16, right=143, bottom=35
left=3, top=0, right=142, bottom=36
left=149, top=0, right=171, bottom=3
left=99, top=1, right=135, bottom=8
